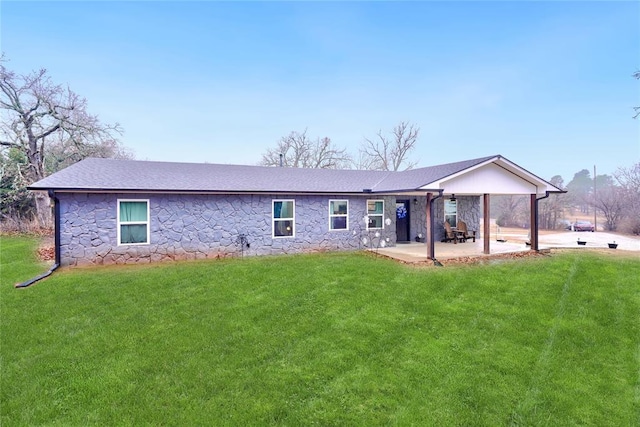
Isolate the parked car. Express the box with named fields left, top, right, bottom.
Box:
left=573, top=221, right=595, bottom=232
left=558, top=219, right=572, bottom=230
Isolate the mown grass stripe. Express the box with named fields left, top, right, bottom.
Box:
left=509, top=256, right=578, bottom=425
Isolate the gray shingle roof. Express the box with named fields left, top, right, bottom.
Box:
left=29, top=155, right=499, bottom=194
left=373, top=157, right=498, bottom=191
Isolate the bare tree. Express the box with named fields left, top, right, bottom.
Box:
left=614, top=162, right=640, bottom=234
left=360, top=121, right=419, bottom=171
left=493, top=195, right=528, bottom=228
left=45, top=137, right=133, bottom=176
left=260, top=129, right=352, bottom=169
left=615, top=161, right=640, bottom=190
left=0, top=58, right=122, bottom=224
left=593, top=185, right=625, bottom=231
left=539, top=175, right=567, bottom=229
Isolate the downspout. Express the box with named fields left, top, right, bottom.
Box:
left=428, top=190, right=444, bottom=265
left=15, top=190, right=61, bottom=288
left=532, top=191, right=551, bottom=252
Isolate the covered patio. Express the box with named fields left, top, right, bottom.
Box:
left=394, top=155, right=564, bottom=261
left=377, top=228, right=640, bottom=263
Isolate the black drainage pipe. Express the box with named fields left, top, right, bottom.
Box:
left=15, top=190, right=61, bottom=288
left=15, top=264, right=60, bottom=288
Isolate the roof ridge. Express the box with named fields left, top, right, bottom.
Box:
left=79, top=154, right=501, bottom=172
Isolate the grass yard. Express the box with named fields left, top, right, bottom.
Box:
left=1, top=235, right=639, bottom=426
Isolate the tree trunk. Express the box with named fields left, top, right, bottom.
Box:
left=33, top=191, right=52, bottom=228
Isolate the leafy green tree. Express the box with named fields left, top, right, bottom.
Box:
left=0, top=148, right=35, bottom=224
left=566, top=169, right=592, bottom=214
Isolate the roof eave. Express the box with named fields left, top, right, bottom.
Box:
left=31, top=187, right=412, bottom=196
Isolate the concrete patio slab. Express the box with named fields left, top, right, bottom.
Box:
left=374, top=240, right=528, bottom=263
left=374, top=231, right=640, bottom=263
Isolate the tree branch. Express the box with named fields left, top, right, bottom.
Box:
left=0, top=140, right=20, bottom=147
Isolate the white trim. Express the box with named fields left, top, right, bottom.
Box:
left=272, top=199, right=295, bottom=238
left=366, top=199, right=384, bottom=230
left=328, top=199, right=349, bottom=231
left=117, top=199, right=150, bottom=246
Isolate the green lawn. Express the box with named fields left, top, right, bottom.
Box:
left=1, top=235, right=639, bottom=426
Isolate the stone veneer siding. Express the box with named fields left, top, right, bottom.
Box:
left=410, top=197, right=428, bottom=242
left=434, top=196, right=481, bottom=241
left=57, top=193, right=400, bottom=266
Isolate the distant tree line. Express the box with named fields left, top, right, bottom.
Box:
left=492, top=163, right=640, bottom=235
left=260, top=121, right=420, bottom=172
left=468, top=69, right=640, bottom=235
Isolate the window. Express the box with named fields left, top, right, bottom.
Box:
left=118, top=200, right=149, bottom=245
left=273, top=200, right=295, bottom=237
left=329, top=200, right=348, bottom=230
left=366, top=200, right=384, bottom=229
left=444, top=199, right=457, bottom=227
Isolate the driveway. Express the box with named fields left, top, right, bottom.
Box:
left=539, top=230, right=640, bottom=251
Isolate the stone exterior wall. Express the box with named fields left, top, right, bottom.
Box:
left=57, top=193, right=399, bottom=266
left=410, top=197, right=428, bottom=242
left=434, top=196, right=481, bottom=241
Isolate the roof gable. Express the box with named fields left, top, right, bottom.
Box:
left=419, top=156, right=563, bottom=194
left=437, top=162, right=538, bottom=194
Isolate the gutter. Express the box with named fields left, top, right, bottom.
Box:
left=534, top=188, right=566, bottom=217
left=529, top=190, right=554, bottom=252
left=536, top=191, right=552, bottom=227
left=15, top=190, right=61, bottom=288
left=537, top=191, right=552, bottom=202
left=529, top=190, right=551, bottom=252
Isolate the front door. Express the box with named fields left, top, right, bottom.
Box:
left=395, top=200, right=410, bottom=242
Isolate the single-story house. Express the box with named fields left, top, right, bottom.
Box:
left=29, top=155, right=563, bottom=267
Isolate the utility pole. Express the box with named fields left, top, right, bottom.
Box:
left=593, top=165, right=597, bottom=232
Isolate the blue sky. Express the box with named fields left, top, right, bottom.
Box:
left=2, top=1, right=638, bottom=183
